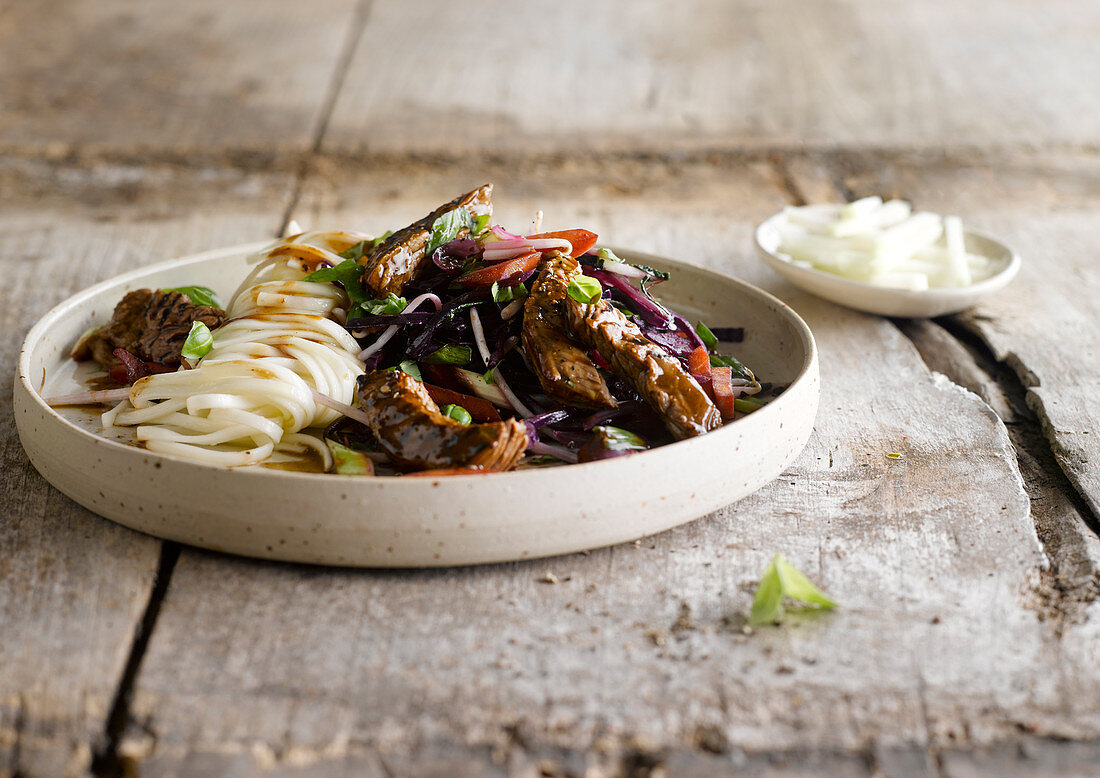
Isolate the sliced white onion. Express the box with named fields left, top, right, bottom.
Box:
left=44, top=387, right=132, bottom=406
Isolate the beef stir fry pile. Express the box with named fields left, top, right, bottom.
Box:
left=70, top=185, right=769, bottom=475
left=319, top=184, right=767, bottom=475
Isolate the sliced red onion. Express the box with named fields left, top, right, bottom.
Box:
left=311, top=390, right=374, bottom=428
left=525, top=237, right=572, bottom=252
left=527, top=438, right=579, bottom=464
left=483, top=245, right=533, bottom=262
left=489, top=225, right=522, bottom=241
left=357, top=293, right=443, bottom=361
left=484, top=237, right=529, bottom=250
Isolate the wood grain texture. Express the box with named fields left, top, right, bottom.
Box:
left=323, top=0, right=1100, bottom=158
left=110, top=163, right=1095, bottom=774
left=0, top=161, right=293, bottom=778
left=0, top=0, right=361, bottom=160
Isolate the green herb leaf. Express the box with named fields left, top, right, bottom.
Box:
left=567, top=275, right=603, bottom=305
left=709, top=352, right=755, bottom=382
left=695, top=321, right=718, bottom=350
left=423, top=344, right=472, bottom=366
left=426, top=208, right=474, bottom=258
left=397, top=360, right=422, bottom=381
left=336, top=232, right=393, bottom=263
left=326, top=440, right=374, bottom=475
left=180, top=321, right=214, bottom=361
left=491, top=281, right=529, bottom=303
left=303, top=256, right=359, bottom=284
left=164, top=285, right=221, bottom=309
left=366, top=292, right=407, bottom=316
left=471, top=213, right=491, bottom=235
left=774, top=555, right=837, bottom=609
left=441, top=404, right=473, bottom=425
left=749, top=557, right=784, bottom=626
left=594, top=425, right=647, bottom=453
left=749, top=553, right=837, bottom=626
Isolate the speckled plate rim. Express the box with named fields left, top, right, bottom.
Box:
left=755, top=205, right=1021, bottom=317
left=15, top=242, right=820, bottom=567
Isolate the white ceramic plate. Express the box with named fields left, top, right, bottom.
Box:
left=15, top=243, right=819, bottom=567
left=755, top=205, right=1020, bottom=318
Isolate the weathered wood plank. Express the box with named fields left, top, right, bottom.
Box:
left=0, top=0, right=361, bottom=159
left=113, top=162, right=1089, bottom=773
left=0, top=160, right=293, bottom=777
left=837, top=155, right=1100, bottom=522
left=323, top=0, right=1100, bottom=158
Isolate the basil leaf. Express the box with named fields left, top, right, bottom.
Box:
left=491, top=281, right=528, bottom=303
left=304, top=257, right=361, bottom=285
left=441, top=404, right=472, bottom=425
left=426, top=208, right=474, bottom=258
left=397, top=360, right=422, bottom=381
left=423, top=344, right=472, bottom=366
left=695, top=321, right=718, bottom=350
left=594, top=425, right=647, bottom=453
left=567, top=275, right=603, bottom=305
left=750, top=553, right=837, bottom=626
left=181, top=321, right=214, bottom=360
left=165, top=285, right=221, bottom=308
left=326, top=440, right=374, bottom=476
left=337, top=232, right=393, bottom=263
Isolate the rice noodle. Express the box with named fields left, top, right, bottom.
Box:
left=107, top=236, right=365, bottom=467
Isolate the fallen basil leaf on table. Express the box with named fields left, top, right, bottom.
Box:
left=750, top=553, right=837, bottom=626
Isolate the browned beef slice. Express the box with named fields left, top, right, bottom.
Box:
left=356, top=370, right=528, bottom=471
left=522, top=252, right=616, bottom=409
left=79, top=289, right=227, bottom=367
left=564, top=291, right=722, bottom=440
left=359, top=184, right=493, bottom=297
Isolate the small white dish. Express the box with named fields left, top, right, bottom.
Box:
left=755, top=205, right=1020, bottom=318
left=15, top=242, right=819, bottom=568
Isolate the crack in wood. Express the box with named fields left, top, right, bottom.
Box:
left=277, top=0, right=374, bottom=237
left=90, top=543, right=179, bottom=778
left=900, top=319, right=1100, bottom=634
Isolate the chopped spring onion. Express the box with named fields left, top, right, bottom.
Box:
left=326, top=440, right=375, bottom=475
left=397, top=360, right=422, bottom=381
left=441, top=404, right=473, bottom=425
left=423, top=344, right=473, bottom=366
left=491, top=281, right=528, bottom=303
left=567, top=275, right=603, bottom=304
left=750, top=553, right=837, bottom=626
left=734, top=396, right=765, bottom=414
left=695, top=321, right=718, bottom=350
left=181, top=321, right=214, bottom=360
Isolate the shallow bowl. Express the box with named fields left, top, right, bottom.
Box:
left=15, top=243, right=819, bottom=567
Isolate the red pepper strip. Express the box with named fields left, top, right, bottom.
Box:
left=711, top=366, right=736, bottom=420
left=526, top=229, right=598, bottom=257
left=454, top=252, right=540, bottom=287
left=687, top=345, right=711, bottom=379
left=424, top=383, right=502, bottom=422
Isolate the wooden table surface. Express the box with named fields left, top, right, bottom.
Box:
left=3, top=2, right=1099, bottom=776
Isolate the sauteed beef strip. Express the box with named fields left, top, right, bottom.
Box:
left=356, top=370, right=527, bottom=471
left=522, top=252, right=616, bottom=409
left=74, top=289, right=227, bottom=368
left=359, top=184, right=493, bottom=297
left=564, top=283, right=721, bottom=440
